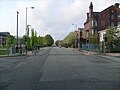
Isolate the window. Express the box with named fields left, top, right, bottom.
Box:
left=94, top=20, right=97, bottom=26
left=118, top=14, right=120, bottom=19
left=86, top=32, right=89, bottom=37
left=111, top=14, right=114, bottom=19
left=92, top=20, right=97, bottom=26
left=111, top=22, right=114, bottom=27
left=92, top=29, right=94, bottom=35
left=92, top=20, right=93, bottom=26
left=117, top=22, right=120, bottom=26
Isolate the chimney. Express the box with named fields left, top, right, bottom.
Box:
left=114, top=3, right=119, bottom=8
left=89, top=2, right=93, bottom=18
left=87, top=13, right=89, bottom=20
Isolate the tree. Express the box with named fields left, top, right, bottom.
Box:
left=6, top=35, right=15, bottom=47
left=31, top=28, right=35, bottom=47
left=44, top=34, right=54, bottom=46
left=106, top=27, right=119, bottom=52
left=88, top=36, right=97, bottom=44
left=59, top=40, right=64, bottom=47
left=113, top=37, right=120, bottom=52
left=55, top=40, right=60, bottom=46
left=19, top=35, right=26, bottom=45
left=26, top=36, right=31, bottom=50
left=63, top=32, right=75, bottom=47
left=38, top=36, right=43, bottom=47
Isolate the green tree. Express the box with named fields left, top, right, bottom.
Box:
left=38, top=36, right=43, bottom=47
left=58, top=40, right=64, bottom=46
left=114, top=37, right=120, bottom=52
left=63, top=32, right=75, bottom=47
left=19, top=35, right=26, bottom=45
left=106, top=27, right=119, bottom=52
left=30, top=28, right=39, bottom=49
left=26, top=36, right=31, bottom=50
left=6, top=35, right=15, bottom=47
left=31, top=28, right=35, bottom=47
left=88, top=36, right=97, bottom=44
left=44, top=34, right=54, bottom=46
left=55, top=40, right=60, bottom=46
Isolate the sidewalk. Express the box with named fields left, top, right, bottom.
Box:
left=104, top=53, right=120, bottom=56
left=0, top=47, right=50, bottom=58
left=74, top=48, right=120, bottom=56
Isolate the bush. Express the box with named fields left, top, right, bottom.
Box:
left=0, top=50, right=10, bottom=55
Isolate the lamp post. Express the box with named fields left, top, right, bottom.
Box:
left=25, top=7, right=34, bottom=54
left=16, top=11, right=19, bottom=53
left=72, top=23, right=77, bottom=30
left=25, top=7, right=34, bottom=35
left=72, top=23, right=78, bottom=48
left=26, top=25, right=31, bottom=36
left=42, top=29, right=47, bottom=47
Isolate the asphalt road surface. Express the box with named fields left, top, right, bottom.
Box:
left=0, top=47, right=120, bottom=90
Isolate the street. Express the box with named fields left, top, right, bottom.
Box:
left=0, top=47, right=120, bottom=90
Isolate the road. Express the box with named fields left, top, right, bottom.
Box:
left=0, top=47, right=120, bottom=90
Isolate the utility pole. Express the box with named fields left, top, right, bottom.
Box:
left=25, top=7, right=34, bottom=54
left=16, top=11, right=19, bottom=53
left=72, top=23, right=78, bottom=48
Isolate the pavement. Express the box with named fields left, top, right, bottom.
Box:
left=0, top=47, right=50, bottom=57
left=73, top=48, right=120, bottom=56
left=73, top=48, right=120, bottom=63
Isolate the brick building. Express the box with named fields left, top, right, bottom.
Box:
left=84, top=2, right=120, bottom=44
left=100, top=3, right=120, bottom=30
left=84, top=2, right=100, bottom=39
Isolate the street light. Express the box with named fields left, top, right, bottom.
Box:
left=26, top=25, right=31, bottom=36
left=42, top=29, right=47, bottom=47
left=25, top=7, right=34, bottom=54
left=72, top=23, right=77, bottom=30
left=72, top=23, right=78, bottom=48
left=16, top=11, right=19, bottom=53
left=25, top=7, right=34, bottom=35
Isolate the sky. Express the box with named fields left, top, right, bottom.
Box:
left=0, top=0, right=119, bottom=41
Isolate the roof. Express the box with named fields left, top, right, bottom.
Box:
left=0, top=32, right=10, bottom=36
left=100, top=5, right=115, bottom=13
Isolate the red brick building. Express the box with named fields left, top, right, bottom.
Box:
left=100, top=3, right=120, bottom=30
left=84, top=2, right=120, bottom=43
left=84, top=2, right=100, bottom=39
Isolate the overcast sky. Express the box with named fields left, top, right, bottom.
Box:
left=0, top=0, right=119, bottom=41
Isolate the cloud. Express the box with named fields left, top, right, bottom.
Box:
left=59, top=0, right=86, bottom=23
left=15, top=0, right=52, bottom=36
left=28, top=0, right=87, bottom=40
left=91, top=0, right=120, bottom=11
left=0, top=0, right=120, bottom=40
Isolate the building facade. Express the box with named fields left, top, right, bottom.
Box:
left=100, top=3, right=120, bottom=30
left=0, top=32, right=10, bottom=46
left=83, top=2, right=120, bottom=50
left=84, top=2, right=100, bottom=39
